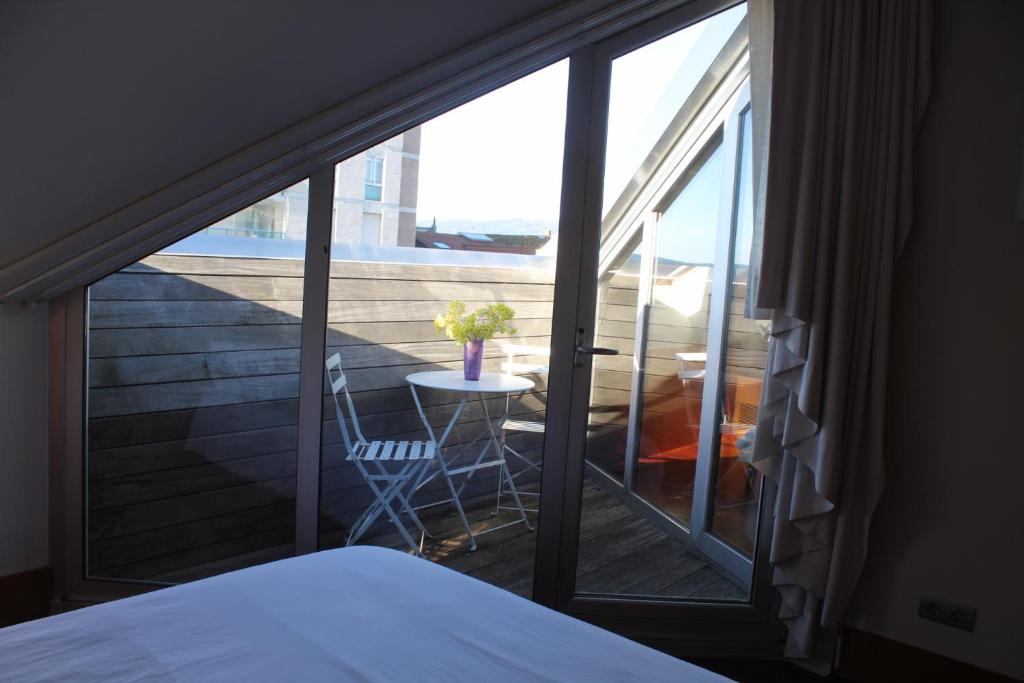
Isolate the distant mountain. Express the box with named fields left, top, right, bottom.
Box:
left=419, top=217, right=556, bottom=237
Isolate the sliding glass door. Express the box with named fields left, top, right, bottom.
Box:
left=552, top=1, right=774, bottom=616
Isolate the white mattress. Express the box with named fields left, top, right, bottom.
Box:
left=0, top=547, right=732, bottom=682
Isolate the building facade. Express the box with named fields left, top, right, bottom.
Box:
left=332, top=127, right=421, bottom=247
left=205, top=127, right=421, bottom=247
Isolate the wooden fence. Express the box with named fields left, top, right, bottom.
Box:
left=86, top=251, right=766, bottom=582
left=87, top=254, right=551, bottom=581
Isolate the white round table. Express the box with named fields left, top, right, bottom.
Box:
left=405, top=370, right=535, bottom=550
left=406, top=370, right=534, bottom=394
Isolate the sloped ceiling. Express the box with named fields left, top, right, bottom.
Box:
left=0, top=0, right=573, bottom=280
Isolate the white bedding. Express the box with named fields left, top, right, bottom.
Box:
left=0, top=547, right=732, bottom=682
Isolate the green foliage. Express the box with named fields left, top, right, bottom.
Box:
left=434, top=300, right=516, bottom=345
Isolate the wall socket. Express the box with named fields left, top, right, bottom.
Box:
left=918, top=594, right=977, bottom=632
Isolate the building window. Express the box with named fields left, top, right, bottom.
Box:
left=204, top=192, right=287, bottom=239
left=364, top=148, right=384, bottom=201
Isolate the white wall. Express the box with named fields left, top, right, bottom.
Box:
left=0, top=305, right=49, bottom=576
left=846, top=1, right=1024, bottom=679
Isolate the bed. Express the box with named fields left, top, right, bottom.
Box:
left=0, top=547, right=732, bottom=682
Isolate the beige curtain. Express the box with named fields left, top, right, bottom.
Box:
left=748, top=0, right=934, bottom=666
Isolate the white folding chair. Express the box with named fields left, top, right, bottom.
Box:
left=325, top=353, right=434, bottom=554
left=498, top=344, right=549, bottom=512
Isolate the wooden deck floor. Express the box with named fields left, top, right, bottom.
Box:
left=328, top=478, right=747, bottom=602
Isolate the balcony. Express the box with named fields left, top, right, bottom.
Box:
left=86, top=249, right=749, bottom=601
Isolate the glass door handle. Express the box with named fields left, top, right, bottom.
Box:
left=575, top=345, right=619, bottom=355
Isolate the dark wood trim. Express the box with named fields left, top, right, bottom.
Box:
left=836, top=627, right=1020, bottom=683
left=0, top=567, right=54, bottom=628
left=49, top=288, right=158, bottom=605
left=48, top=295, right=69, bottom=600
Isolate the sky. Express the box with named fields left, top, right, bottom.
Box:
left=413, top=4, right=747, bottom=236
left=415, top=60, right=569, bottom=231
left=602, top=25, right=704, bottom=217
left=657, top=143, right=724, bottom=266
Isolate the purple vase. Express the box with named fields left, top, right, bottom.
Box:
left=463, top=339, right=484, bottom=380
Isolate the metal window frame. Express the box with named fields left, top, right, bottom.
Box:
left=575, top=16, right=757, bottom=587
left=49, top=171, right=335, bottom=601
left=535, top=0, right=783, bottom=654
left=295, top=168, right=336, bottom=555
left=556, top=1, right=758, bottom=586
left=48, top=0, right=781, bottom=659
left=49, top=291, right=165, bottom=603
left=690, top=85, right=759, bottom=581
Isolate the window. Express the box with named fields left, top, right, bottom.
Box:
left=364, top=147, right=384, bottom=201
left=80, top=62, right=569, bottom=594
left=318, top=59, right=567, bottom=600
left=200, top=186, right=308, bottom=240
left=63, top=2, right=773, bottom=642
left=85, top=181, right=310, bottom=582
left=576, top=3, right=763, bottom=599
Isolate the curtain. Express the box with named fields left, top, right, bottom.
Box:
left=747, top=0, right=934, bottom=667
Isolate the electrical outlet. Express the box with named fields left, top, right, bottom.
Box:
left=918, top=594, right=976, bottom=632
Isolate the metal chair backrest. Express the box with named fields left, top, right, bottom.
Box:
left=500, top=344, right=551, bottom=376
left=325, top=352, right=368, bottom=459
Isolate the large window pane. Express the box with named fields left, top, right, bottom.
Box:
left=577, top=4, right=751, bottom=601
left=707, top=107, right=767, bottom=556
left=86, top=181, right=309, bottom=582
left=318, top=61, right=567, bottom=598
left=634, top=142, right=724, bottom=527
left=586, top=235, right=643, bottom=483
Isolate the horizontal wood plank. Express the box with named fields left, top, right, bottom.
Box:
left=90, top=299, right=552, bottom=329
left=89, top=337, right=550, bottom=388
left=92, top=272, right=554, bottom=303
left=125, top=254, right=554, bottom=284
left=89, top=319, right=553, bottom=358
